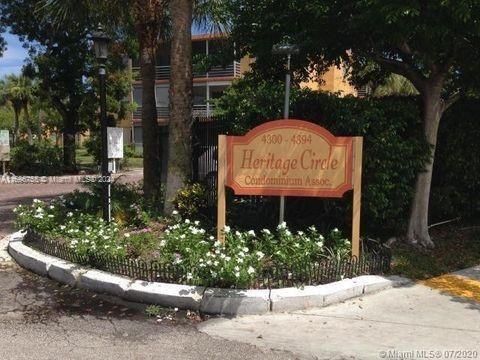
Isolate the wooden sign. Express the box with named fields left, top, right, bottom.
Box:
left=217, top=119, right=363, bottom=257
left=226, top=120, right=353, bottom=197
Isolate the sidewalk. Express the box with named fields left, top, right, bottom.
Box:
left=199, top=267, right=480, bottom=360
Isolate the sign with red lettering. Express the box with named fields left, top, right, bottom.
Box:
left=225, top=120, right=353, bottom=197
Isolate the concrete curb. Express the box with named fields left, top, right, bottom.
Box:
left=7, top=232, right=410, bottom=315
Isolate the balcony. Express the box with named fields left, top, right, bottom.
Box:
left=132, top=61, right=241, bottom=81
left=133, top=104, right=214, bottom=119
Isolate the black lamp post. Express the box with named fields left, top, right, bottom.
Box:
left=91, top=25, right=112, bottom=223
left=272, top=39, right=299, bottom=225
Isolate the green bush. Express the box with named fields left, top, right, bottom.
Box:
left=431, top=99, right=480, bottom=222
left=216, top=77, right=431, bottom=237
left=172, top=183, right=209, bottom=222
left=10, top=141, right=63, bottom=175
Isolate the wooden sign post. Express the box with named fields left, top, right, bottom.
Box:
left=217, top=120, right=363, bottom=257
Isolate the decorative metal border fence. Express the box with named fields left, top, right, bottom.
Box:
left=24, top=231, right=391, bottom=289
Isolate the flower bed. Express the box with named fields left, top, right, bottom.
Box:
left=15, top=197, right=391, bottom=289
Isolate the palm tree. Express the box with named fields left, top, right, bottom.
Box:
left=164, top=0, right=230, bottom=212
left=372, top=74, right=418, bottom=97
left=0, top=74, right=33, bottom=145
left=132, top=0, right=168, bottom=200
left=164, top=0, right=194, bottom=212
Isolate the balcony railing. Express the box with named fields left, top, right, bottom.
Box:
left=132, top=61, right=241, bottom=81
left=133, top=104, right=214, bottom=119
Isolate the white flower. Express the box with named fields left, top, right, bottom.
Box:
left=172, top=210, right=178, bottom=215
left=48, top=214, right=54, bottom=218
left=247, top=266, right=255, bottom=275
left=186, top=273, right=193, bottom=280
left=234, top=266, right=240, bottom=271
left=235, top=231, right=241, bottom=236
left=209, top=236, right=215, bottom=240
left=247, top=230, right=255, bottom=236
left=67, top=212, right=73, bottom=217
left=298, top=231, right=304, bottom=236
left=60, top=225, right=66, bottom=230
left=235, top=271, right=240, bottom=278
left=285, top=230, right=291, bottom=236
left=316, top=241, right=323, bottom=247
left=180, top=234, right=186, bottom=239
left=194, top=220, right=200, bottom=226
left=333, top=228, right=339, bottom=233
left=223, top=225, right=231, bottom=233
left=237, top=258, right=244, bottom=264
left=160, top=240, right=166, bottom=246
left=262, top=229, right=271, bottom=235
left=33, top=199, right=41, bottom=203
left=49, top=205, right=55, bottom=209
left=242, top=247, right=249, bottom=253
left=206, top=260, right=212, bottom=265
left=184, top=219, right=190, bottom=224
left=277, top=221, right=287, bottom=229
left=174, top=307, right=179, bottom=312
left=256, top=251, right=264, bottom=260
left=124, top=233, right=130, bottom=238
left=225, top=256, right=231, bottom=261
left=319, top=235, right=325, bottom=240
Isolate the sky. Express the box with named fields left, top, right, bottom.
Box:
left=0, top=24, right=213, bottom=79
left=0, top=32, right=28, bottom=78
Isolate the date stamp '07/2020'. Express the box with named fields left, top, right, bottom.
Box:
left=379, top=350, right=479, bottom=359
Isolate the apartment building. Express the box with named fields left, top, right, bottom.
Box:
left=125, top=34, right=252, bottom=150
left=123, top=34, right=357, bottom=150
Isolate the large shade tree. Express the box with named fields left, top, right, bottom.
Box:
left=43, top=0, right=168, bottom=198
left=230, top=0, right=480, bottom=247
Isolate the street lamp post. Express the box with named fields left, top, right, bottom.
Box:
left=91, top=25, right=112, bottom=223
left=272, top=40, right=299, bottom=225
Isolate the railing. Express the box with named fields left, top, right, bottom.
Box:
left=24, top=231, right=391, bottom=289
left=133, top=105, right=214, bottom=119
left=132, top=61, right=241, bottom=81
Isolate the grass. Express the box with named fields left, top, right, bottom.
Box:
left=75, top=147, right=143, bottom=170
left=76, top=148, right=95, bottom=168
left=390, top=224, right=480, bottom=280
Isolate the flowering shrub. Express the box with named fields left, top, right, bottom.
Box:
left=15, top=198, right=124, bottom=258
left=15, top=198, right=352, bottom=288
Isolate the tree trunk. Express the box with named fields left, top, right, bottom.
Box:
left=140, top=46, right=161, bottom=200
left=24, top=105, right=33, bottom=145
left=134, top=0, right=163, bottom=201
left=164, top=0, right=193, bottom=214
left=406, top=86, right=443, bottom=248
left=13, top=108, right=20, bottom=146
left=63, top=113, right=77, bottom=173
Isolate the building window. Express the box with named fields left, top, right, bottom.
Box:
left=193, top=86, right=207, bottom=106
left=155, top=85, right=169, bottom=107
left=133, top=87, right=142, bottom=106
left=209, top=84, right=229, bottom=100
left=193, top=40, right=206, bottom=56
left=134, top=126, right=143, bottom=144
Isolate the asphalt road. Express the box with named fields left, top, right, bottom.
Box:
left=0, top=171, right=296, bottom=360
